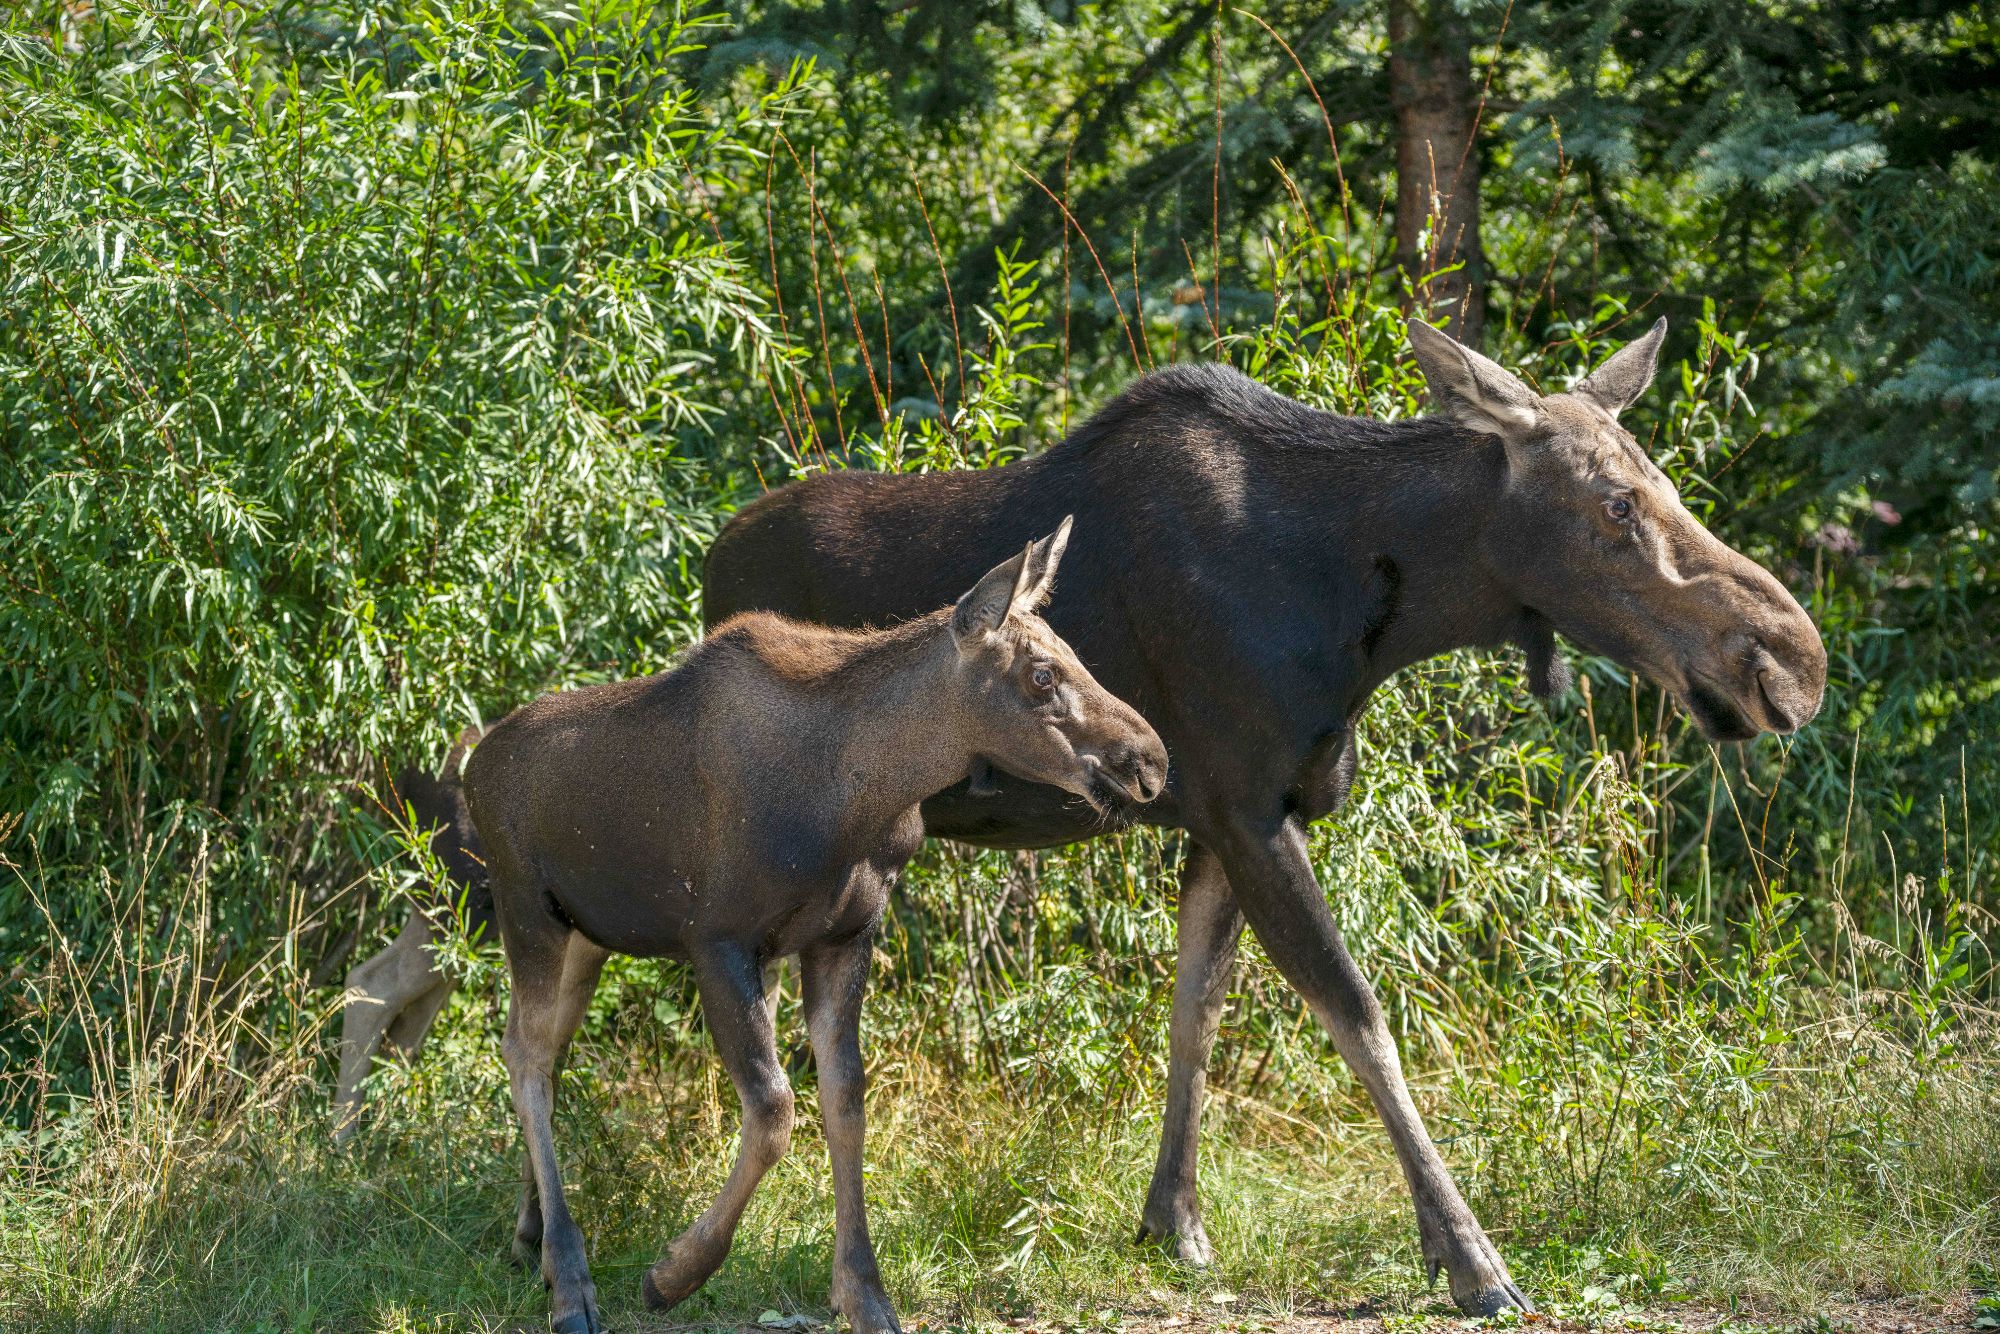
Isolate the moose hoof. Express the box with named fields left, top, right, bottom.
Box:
left=1454, top=1279, right=1534, bottom=1318
left=642, top=1238, right=724, bottom=1313
left=1423, top=1226, right=1533, bottom=1317
left=640, top=1266, right=680, bottom=1312
left=1136, top=1210, right=1215, bottom=1266
left=548, top=1278, right=604, bottom=1334
left=834, top=1280, right=903, bottom=1334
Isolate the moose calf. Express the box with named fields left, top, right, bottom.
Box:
left=463, top=519, right=1166, bottom=1334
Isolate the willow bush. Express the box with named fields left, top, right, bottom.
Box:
left=0, top=0, right=803, bottom=1080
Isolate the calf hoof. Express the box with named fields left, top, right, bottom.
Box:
left=639, top=1266, right=677, bottom=1313
left=549, top=1283, right=604, bottom=1334
left=1454, top=1279, right=1535, bottom=1318
left=1422, top=1225, right=1533, bottom=1317
left=1136, top=1206, right=1215, bottom=1266
left=642, top=1236, right=726, bottom=1313
left=833, top=1275, right=902, bottom=1334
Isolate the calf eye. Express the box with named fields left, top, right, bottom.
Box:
left=1606, top=496, right=1635, bottom=522
left=1031, top=665, right=1056, bottom=691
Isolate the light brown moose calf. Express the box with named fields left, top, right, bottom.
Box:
left=463, top=518, right=1166, bottom=1334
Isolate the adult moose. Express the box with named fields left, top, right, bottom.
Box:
left=702, top=317, right=1827, bottom=1315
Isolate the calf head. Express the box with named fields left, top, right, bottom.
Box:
left=951, top=516, right=1169, bottom=810
left=1407, top=317, right=1826, bottom=741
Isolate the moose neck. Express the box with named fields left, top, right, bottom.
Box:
left=821, top=623, right=984, bottom=835
left=1315, top=424, right=1523, bottom=696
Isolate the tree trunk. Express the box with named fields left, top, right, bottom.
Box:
left=1389, top=0, right=1485, bottom=346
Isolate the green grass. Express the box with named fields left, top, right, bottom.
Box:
left=7, top=737, right=1996, bottom=1332
left=4, top=977, right=1993, bottom=1333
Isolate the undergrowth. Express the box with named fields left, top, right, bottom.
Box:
left=2, top=815, right=1994, bottom=1331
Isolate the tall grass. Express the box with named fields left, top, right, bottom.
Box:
left=3, top=750, right=1994, bottom=1328
left=2, top=3, right=1996, bottom=1330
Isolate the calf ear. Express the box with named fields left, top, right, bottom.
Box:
left=1010, top=515, right=1074, bottom=616
left=1406, top=317, right=1540, bottom=442
left=1575, top=316, right=1667, bottom=417
left=954, top=517, right=1077, bottom=651
left=953, top=545, right=1032, bottom=650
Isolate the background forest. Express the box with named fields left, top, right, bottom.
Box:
left=1, top=1, right=1995, bottom=1330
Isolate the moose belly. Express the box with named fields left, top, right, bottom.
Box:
left=548, top=813, right=921, bottom=959
left=548, top=863, right=706, bottom=958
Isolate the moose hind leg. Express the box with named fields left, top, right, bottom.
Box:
left=1138, top=842, right=1243, bottom=1265
left=503, top=922, right=608, bottom=1334
left=512, top=935, right=610, bottom=1268
left=644, top=942, right=794, bottom=1312
left=384, top=975, right=454, bottom=1063
left=802, top=933, right=899, bottom=1334
left=333, top=910, right=449, bottom=1144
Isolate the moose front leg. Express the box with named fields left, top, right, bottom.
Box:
left=801, top=932, right=900, bottom=1334
left=1211, top=815, right=1531, bottom=1316
left=1138, top=841, right=1243, bottom=1264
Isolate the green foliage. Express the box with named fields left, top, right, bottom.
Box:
left=1, top=2, right=1996, bottom=1330
left=0, top=0, right=804, bottom=1074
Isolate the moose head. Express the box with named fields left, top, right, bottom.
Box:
left=950, top=516, right=1169, bottom=810
left=1407, top=317, right=1826, bottom=741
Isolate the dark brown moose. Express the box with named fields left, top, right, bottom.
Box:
left=701, top=318, right=1828, bottom=1315
left=462, top=520, right=1166, bottom=1334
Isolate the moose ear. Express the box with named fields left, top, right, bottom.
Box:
left=952, top=546, right=1029, bottom=650
left=1406, top=317, right=1540, bottom=442
left=951, top=517, right=1076, bottom=654
left=1574, top=317, right=1667, bottom=417
left=1011, top=515, right=1073, bottom=615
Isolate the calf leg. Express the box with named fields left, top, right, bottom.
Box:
left=1211, top=815, right=1530, bottom=1316
left=512, top=936, right=610, bottom=1268
left=1138, top=841, right=1243, bottom=1264
left=518, top=957, right=785, bottom=1270
left=333, top=910, right=451, bottom=1144
left=643, top=943, right=794, bottom=1312
left=503, top=923, right=610, bottom=1334
left=802, top=933, right=899, bottom=1334
left=385, top=975, right=453, bottom=1060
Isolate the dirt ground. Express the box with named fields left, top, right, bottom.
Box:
left=964, top=1294, right=1984, bottom=1334
left=644, top=1294, right=1985, bottom=1334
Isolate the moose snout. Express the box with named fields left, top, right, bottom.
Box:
left=1096, top=735, right=1168, bottom=805
left=1734, top=623, right=1827, bottom=736
left=1695, top=547, right=1826, bottom=737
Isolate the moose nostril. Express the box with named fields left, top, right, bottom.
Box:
left=1105, top=742, right=1163, bottom=800
left=1755, top=672, right=1797, bottom=733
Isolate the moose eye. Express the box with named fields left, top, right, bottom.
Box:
left=1031, top=664, right=1056, bottom=692
left=1606, top=496, right=1635, bottom=522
